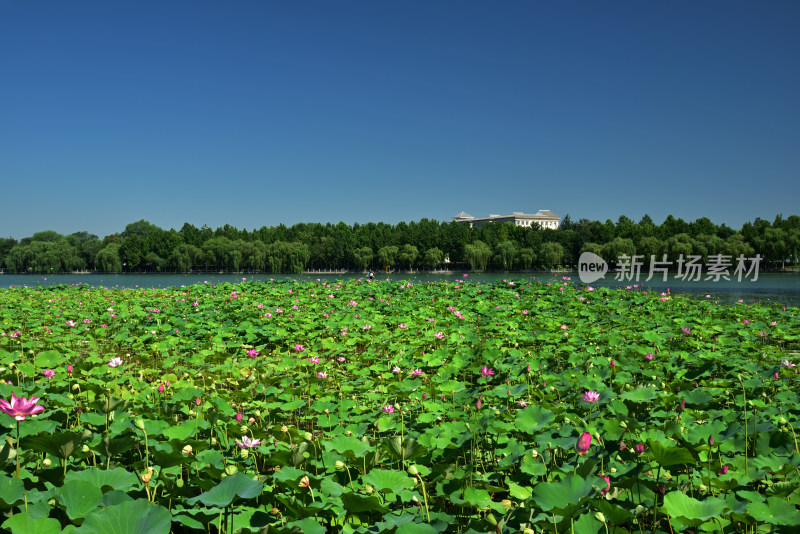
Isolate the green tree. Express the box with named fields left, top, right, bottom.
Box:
left=637, top=236, right=664, bottom=265
left=352, top=247, right=373, bottom=271
left=463, top=240, right=492, bottom=271
left=539, top=242, right=564, bottom=268
left=422, top=247, right=444, bottom=269
left=95, top=244, right=123, bottom=272
left=517, top=247, right=535, bottom=270
left=602, top=237, right=636, bottom=265
left=397, top=244, right=419, bottom=270
left=377, top=245, right=399, bottom=270
left=493, top=240, right=518, bottom=271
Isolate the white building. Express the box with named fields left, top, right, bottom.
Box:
left=453, top=210, right=560, bottom=229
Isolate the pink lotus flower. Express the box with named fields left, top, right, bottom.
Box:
left=434, top=331, right=444, bottom=340
left=294, top=344, right=305, bottom=352
left=157, top=384, right=165, bottom=394
left=236, top=435, right=261, bottom=448
left=108, top=357, right=123, bottom=368
left=575, top=432, right=592, bottom=456
left=599, top=475, right=611, bottom=495
left=635, top=444, right=645, bottom=455
left=381, top=404, right=395, bottom=414
left=67, top=364, right=73, bottom=374
left=0, top=392, right=45, bottom=421
left=480, top=366, right=495, bottom=377
left=337, top=357, right=346, bottom=363
left=409, top=369, right=423, bottom=378
left=392, top=366, right=401, bottom=374
left=719, top=464, right=728, bottom=475
left=42, top=370, right=55, bottom=379
left=782, top=359, right=796, bottom=368
left=316, top=371, right=327, bottom=379
left=644, top=353, right=654, bottom=361
left=66, top=320, right=76, bottom=328
left=307, top=356, right=320, bottom=364
left=236, top=412, right=243, bottom=422
left=398, top=323, right=407, bottom=329
left=582, top=391, right=600, bottom=403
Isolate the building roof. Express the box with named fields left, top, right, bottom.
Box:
left=453, top=212, right=474, bottom=219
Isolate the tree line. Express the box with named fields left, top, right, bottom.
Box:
left=1, top=214, right=798, bottom=274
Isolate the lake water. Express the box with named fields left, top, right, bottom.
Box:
left=2, top=271, right=800, bottom=308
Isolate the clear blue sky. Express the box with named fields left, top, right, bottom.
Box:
left=1, top=1, right=798, bottom=240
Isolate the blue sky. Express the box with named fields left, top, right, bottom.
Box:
left=1, top=1, right=798, bottom=240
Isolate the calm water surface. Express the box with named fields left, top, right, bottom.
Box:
left=1, top=272, right=799, bottom=308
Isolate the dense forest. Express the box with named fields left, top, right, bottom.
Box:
left=1, top=214, right=798, bottom=274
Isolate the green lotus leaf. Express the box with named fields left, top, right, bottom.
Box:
left=74, top=499, right=170, bottom=534
left=65, top=467, right=140, bottom=493
left=340, top=491, right=389, bottom=515
left=0, top=476, right=25, bottom=508
left=647, top=439, right=696, bottom=467
left=187, top=472, right=263, bottom=507
left=1, top=512, right=63, bottom=534
left=531, top=475, right=597, bottom=514
left=362, top=468, right=415, bottom=493
left=514, top=405, right=555, bottom=434
left=56, top=479, right=104, bottom=521
left=747, top=497, right=800, bottom=525
left=662, top=492, right=727, bottom=527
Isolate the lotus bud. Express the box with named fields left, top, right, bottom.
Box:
left=248, top=417, right=256, bottom=424
left=365, top=484, right=374, bottom=494
left=211, top=437, right=217, bottom=446
left=407, top=465, right=419, bottom=476
left=281, top=425, right=289, bottom=433
left=576, top=432, right=592, bottom=456
left=182, top=444, right=193, bottom=455
left=225, top=465, right=238, bottom=476
left=595, top=512, right=606, bottom=523
left=43, top=458, right=52, bottom=467
left=304, top=432, right=313, bottom=442
left=334, top=460, right=346, bottom=471
left=501, top=499, right=512, bottom=511
left=134, top=418, right=146, bottom=431
left=531, top=449, right=539, bottom=458
left=708, top=435, right=714, bottom=447
left=82, top=444, right=90, bottom=453
left=72, top=383, right=80, bottom=390
left=240, top=425, right=248, bottom=434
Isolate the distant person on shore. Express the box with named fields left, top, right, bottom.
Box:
left=368, top=271, right=375, bottom=280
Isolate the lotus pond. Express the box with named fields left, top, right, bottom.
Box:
left=0, top=278, right=799, bottom=534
